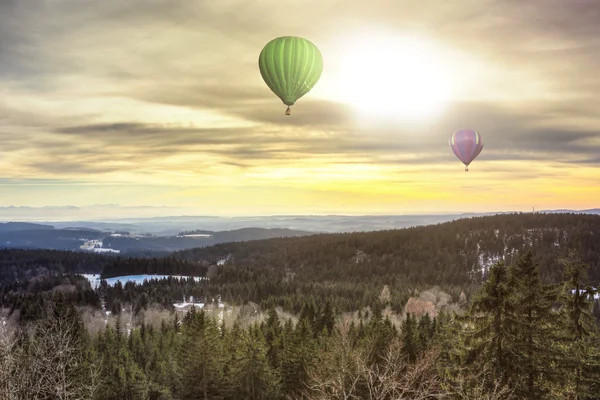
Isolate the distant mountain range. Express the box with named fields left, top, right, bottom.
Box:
left=0, top=208, right=598, bottom=254
left=0, top=222, right=55, bottom=232
left=21, top=208, right=600, bottom=235
left=543, top=208, right=600, bottom=214
left=0, top=204, right=198, bottom=222
left=1, top=204, right=598, bottom=227
left=0, top=223, right=311, bottom=254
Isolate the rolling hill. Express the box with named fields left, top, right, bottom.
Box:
left=0, top=226, right=105, bottom=250
left=3, top=213, right=600, bottom=290
left=174, top=212, right=600, bottom=287
left=0, top=222, right=55, bottom=233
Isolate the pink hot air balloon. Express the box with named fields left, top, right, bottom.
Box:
left=449, top=130, right=484, bottom=172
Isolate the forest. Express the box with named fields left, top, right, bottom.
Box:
left=0, top=249, right=598, bottom=399
left=0, top=213, right=599, bottom=398
left=174, top=212, right=600, bottom=284
left=92, top=213, right=600, bottom=317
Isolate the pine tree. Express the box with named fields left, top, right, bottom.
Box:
left=172, top=313, right=180, bottom=333
left=464, top=261, right=515, bottom=383
left=316, top=300, right=335, bottom=336
left=509, top=250, right=563, bottom=399
left=229, top=325, right=281, bottom=399
left=559, top=249, right=600, bottom=399
left=592, top=300, right=600, bottom=326
left=177, top=309, right=223, bottom=400
left=96, top=322, right=149, bottom=400
left=263, top=307, right=282, bottom=370
left=280, top=318, right=316, bottom=396
left=401, top=313, right=419, bottom=362
left=418, top=313, right=433, bottom=350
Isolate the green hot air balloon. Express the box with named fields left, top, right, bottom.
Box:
left=258, top=36, right=323, bottom=115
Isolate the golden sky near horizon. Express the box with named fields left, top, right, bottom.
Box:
left=1, top=0, right=600, bottom=216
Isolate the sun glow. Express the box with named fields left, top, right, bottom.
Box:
left=329, top=33, right=457, bottom=121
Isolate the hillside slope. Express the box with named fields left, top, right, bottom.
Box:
left=0, top=228, right=105, bottom=250
left=175, top=213, right=600, bottom=286
left=0, top=222, right=55, bottom=232
left=102, top=227, right=311, bottom=252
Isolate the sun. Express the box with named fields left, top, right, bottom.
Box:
left=332, top=33, right=456, bottom=121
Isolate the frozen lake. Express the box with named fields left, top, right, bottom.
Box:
left=82, top=274, right=205, bottom=289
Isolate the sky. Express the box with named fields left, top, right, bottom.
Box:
left=1, top=0, right=600, bottom=217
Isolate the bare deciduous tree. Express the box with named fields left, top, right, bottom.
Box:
left=361, top=340, right=444, bottom=400
left=11, top=301, right=98, bottom=400
left=446, top=368, right=516, bottom=400
left=380, top=285, right=392, bottom=304
left=300, top=317, right=363, bottom=400
left=300, top=318, right=448, bottom=400
left=79, top=358, right=102, bottom=400
left=0, top=322, right=18, bottom=400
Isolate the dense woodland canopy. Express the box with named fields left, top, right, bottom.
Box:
left=2, top=213, right=600, bottom=319
left=174, top=212, right=600, bottom=285
left=0, top=249, right=110, bottom=280
left=0, top=250, right=598, bottom=399
left=0, top=212, right=599, bottom=399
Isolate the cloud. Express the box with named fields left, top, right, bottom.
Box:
left=46, top=99, right=600, bottom=166
left=4, top=102, right=599, bottom=179
left=0, top=0, right=599, bottom=212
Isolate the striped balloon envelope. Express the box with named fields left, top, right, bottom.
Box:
left=449, top=130, right=484, bottom=172
left=258, top=36, right=323, bottom=115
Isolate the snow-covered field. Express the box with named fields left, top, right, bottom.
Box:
left=82, top=274, right=205, bottom=289
left=571, top=288, right=599, bottom=300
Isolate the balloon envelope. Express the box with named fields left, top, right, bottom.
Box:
left=449, top=129, right=484, bottom=170
left=258, top=36, right=323, bottom=112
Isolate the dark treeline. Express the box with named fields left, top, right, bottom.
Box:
left=0, top=274, right=100, bottom=322
left=117, top=249, right=174, bottom=259
left=178, top=229, right=213, bottom=236
left=0, top=249, right=111, bottom=280
left=0, top=250, right=598, bottom=399
left=101, top=257, right=207, bottom=279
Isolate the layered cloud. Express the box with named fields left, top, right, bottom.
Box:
left=0, top=0, right=599, bottom=212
